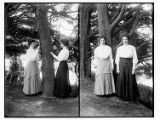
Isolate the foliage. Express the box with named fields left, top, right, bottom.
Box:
left=136, top=59, right=152, bottom=78
left=5, top=3, right=78, bottom=89
left=88, top=3, right=152, bottom=59
left=5, top=56, right=24, bottom=86
left=79, top=3, right=152, bottom=79
left=5, top=3, right=78, bottom=62
left=5, top=3, right=38, bottom=56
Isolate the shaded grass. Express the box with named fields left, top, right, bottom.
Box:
left=4, top=85, right=79, bottom=117
left=80, top=77, right=153, bottom=117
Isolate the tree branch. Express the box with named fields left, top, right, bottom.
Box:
left=113, top=16, right=136, bottom=35
left=112, top=7, right=140, bottom=53
left=111, top=4, right=126, bottom=29
left=121, top=4, right=143, bottom=21
left=138, top=12, right=152, bottom=19
left=113, top=5, right=142, bottom=36
left=113, top=41, right=123, bottom=53
left=136, top=41, right=149, bottom=50
left=65, top=10, right=78, bottom=13
left=110, top=5, right=121, bottom=23
left=138, top=55, right=152, bottom=62
left=129, top=6, right=141, bottom=36
left=48, top=11, right=77, bottom=20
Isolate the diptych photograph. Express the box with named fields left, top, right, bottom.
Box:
left=4, top=2, right=153, bottom=117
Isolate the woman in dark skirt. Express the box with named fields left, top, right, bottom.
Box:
left=50, top=39, right=71, bottom=98
left=115, top=33, right=140, bottom=103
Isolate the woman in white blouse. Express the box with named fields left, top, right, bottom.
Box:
left=50, top=39, right=71, bottom=98
left=23, top=40, right=42, bottom=95
left=94, top=37, right=115, bottom=96
left=115, top=33, right=140, bottom=102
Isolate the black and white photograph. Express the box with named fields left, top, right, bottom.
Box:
left=2, top=1, right=156, bottom=118
left=4, top=3, right=79, bottom=117
left=79, top=3, right=153, bottom=117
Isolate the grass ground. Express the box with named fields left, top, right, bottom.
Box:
left=4, top=86, right=79, bottom=117
left=80, top=78, right=153, bottom=117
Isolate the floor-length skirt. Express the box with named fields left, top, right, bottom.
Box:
left=23, top=61, right=42, bottom=95
left=116, top=58, right=140, bottom=100
left=94, top=58, right=115, bottom=95
left=54, top=61, right=71, bottom=98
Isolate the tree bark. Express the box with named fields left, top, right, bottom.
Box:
left=36, top=4, right=55, bottom=97
left=4, top=4, right=8, bottom=35
left=97, top=4, right=125, bottom=80
left=80, top=4, right=92, bottom=79
left=97, top=4, right=112, bottom=46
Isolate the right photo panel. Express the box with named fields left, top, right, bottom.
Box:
left=79, top=3, right=153, bottom=117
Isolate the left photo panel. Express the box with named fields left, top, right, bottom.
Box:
left=4, top=3, right=79, bottom=117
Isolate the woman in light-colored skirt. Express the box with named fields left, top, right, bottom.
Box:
left=23, top=40, right=42, bottom=95
left=94, top=37, right=115, bottom=96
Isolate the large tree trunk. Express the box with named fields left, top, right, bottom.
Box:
left=36, top=4, right=55, bottom=97
left=97, top=4, right=111, bottom=46
left=97, top=4, right=123, bottom=83
left=79, top=4, right=92, bottom=79
left=4, top=4, right=8, bottom=35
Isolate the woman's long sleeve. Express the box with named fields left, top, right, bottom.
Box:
left=109, top=48, right=114, bottom=69
left=132, top=47, right=138, bottom=70
left=93, top=49, right=97, bottom=67
left=57, top=50, right=66, bottom=61
left=26, top=48, right=40, bottom=61
left=52, top=48, right=69, bottom=61
left=35, top=48, right=41, bottom=61
left=115, top=48, right=120, bottom=70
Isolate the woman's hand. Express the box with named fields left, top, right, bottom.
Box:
left=50, top=52, right=54, bottom=56
left=111, top=65, right=114, bottom=71
left=50, top=52, right=59, bottom=61
left=53, top=45, right=57, bottom=50
left=50, top=52, right=56, bottom=58
left=36, top=46, right=40, bottom=53
left=117, top=69, right=120, bottom=74
left=132, top=69, right=135, bottom=74
left=37, top=46, right=40, bottom=50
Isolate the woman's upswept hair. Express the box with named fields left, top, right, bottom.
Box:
left=119, top=32, right=130, bottom=41
left=33, top=41, right=40, bottom=49
left=60, top=39, right=69, bottom=47
left=28, top=40, right=35, bottom=46
left=97, top=36, right=107, bottom=45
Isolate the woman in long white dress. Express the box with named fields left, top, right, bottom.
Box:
left=94, top=37, right=115, bottom=96
left=23, top=40, right=42, bottom=95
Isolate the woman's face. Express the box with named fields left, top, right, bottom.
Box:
left=34, top=42, right=39, bottom=48
left=122, top=36, right=128, bottom=45
left=60, top=42, right=64, bottom=48
left=99, top=38, right=105, bottom=45
left=30, top=42, right=35, bottom=48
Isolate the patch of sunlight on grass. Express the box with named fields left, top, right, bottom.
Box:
left=137, top=74, right=152, bottom=88
left=5, top=58, right=10, bottom=71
